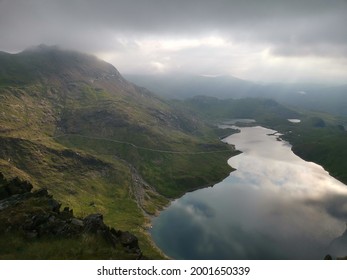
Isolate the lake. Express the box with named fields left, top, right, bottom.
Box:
left=150, top=125, right=347, bottom=259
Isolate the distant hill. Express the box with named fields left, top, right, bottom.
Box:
left=0, top=45, right=234, bottom=259
left=182, top=95, right=300, bottom=121
left=125, top=73, right=347, bottom=116
left=124, top=73, right=259, bottom=99
left=179, top=95, right=347, bottom=186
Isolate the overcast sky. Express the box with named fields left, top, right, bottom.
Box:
left=1, top=0, right=346, bottom=83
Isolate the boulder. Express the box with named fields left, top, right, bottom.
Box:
left=71, top=218, right=84, bottom=227
left=83, top=214, right=106, bottom=233
left=120, top=231, right=139, bottom=249
left=0, top=174, right=33, bottom=200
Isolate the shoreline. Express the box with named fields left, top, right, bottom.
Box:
left=146, top=128, right=242, bottom=259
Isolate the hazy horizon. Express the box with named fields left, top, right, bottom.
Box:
left=1, top=0, right=347, bottom=84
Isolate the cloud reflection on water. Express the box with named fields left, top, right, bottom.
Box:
left=151, top=126, right=347, bottom=259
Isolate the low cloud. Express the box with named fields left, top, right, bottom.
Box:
left=1, top=0, right=346, bottom=83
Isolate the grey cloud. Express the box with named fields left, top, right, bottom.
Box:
left=304, top=194, right=347, bottom=221
left=188, top=199, right=215, bottom=218
left=0, top=0, right=346, bottom=82
left=270, top=44, right=347, bottom=58
left=1, top=0, right=346, bottom=51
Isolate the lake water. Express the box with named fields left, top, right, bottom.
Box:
left=150, top=126, right=347, bottom=259
left=288, top=119, right=301, bottom=123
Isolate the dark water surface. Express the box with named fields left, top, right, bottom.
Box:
left=151, top=126, right=347, bottom=259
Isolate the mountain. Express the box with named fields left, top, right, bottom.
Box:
left=0, top=45, right=235, bottom=259
left=124, top=73, right=259, bottom=100
left=182, top=95, right=300, bottom=122
left=125, top=73, right=347, bottom=117
left=275, top=84, right=347, bottom=117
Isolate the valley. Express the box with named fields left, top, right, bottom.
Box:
left=0, top=45, right=346, bottom=260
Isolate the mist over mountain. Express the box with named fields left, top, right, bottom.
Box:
left=125, top=73, right=347, bottom=116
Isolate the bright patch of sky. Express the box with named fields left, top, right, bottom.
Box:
left=1, top=0, right=346, bottom=84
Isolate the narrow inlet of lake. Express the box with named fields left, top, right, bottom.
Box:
left=150, top=126, right=347, bottom=259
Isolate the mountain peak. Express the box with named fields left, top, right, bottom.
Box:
left=0, top=45, right=123, bottom=86
left=23, top=44, right=61, bottom=53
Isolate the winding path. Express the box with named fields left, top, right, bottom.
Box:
left=32, top=133, right=233, bottom=155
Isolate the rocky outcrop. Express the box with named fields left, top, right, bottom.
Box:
left=0, top=173, right=32, bottom=200
left=0, top=174, right=142, bottom=259
left=82, top=214, right=140, bottom=252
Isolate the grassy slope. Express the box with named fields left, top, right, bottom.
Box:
left=54, top=84, right=234, bottom=198
left=0, top=48, right=234, bottom=259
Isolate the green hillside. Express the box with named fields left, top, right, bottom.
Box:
left=268, top=114, right=347, bottom=185
left=182, top=95, right=300, bottom=121
left=0, top=45, right=234, bottom=259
